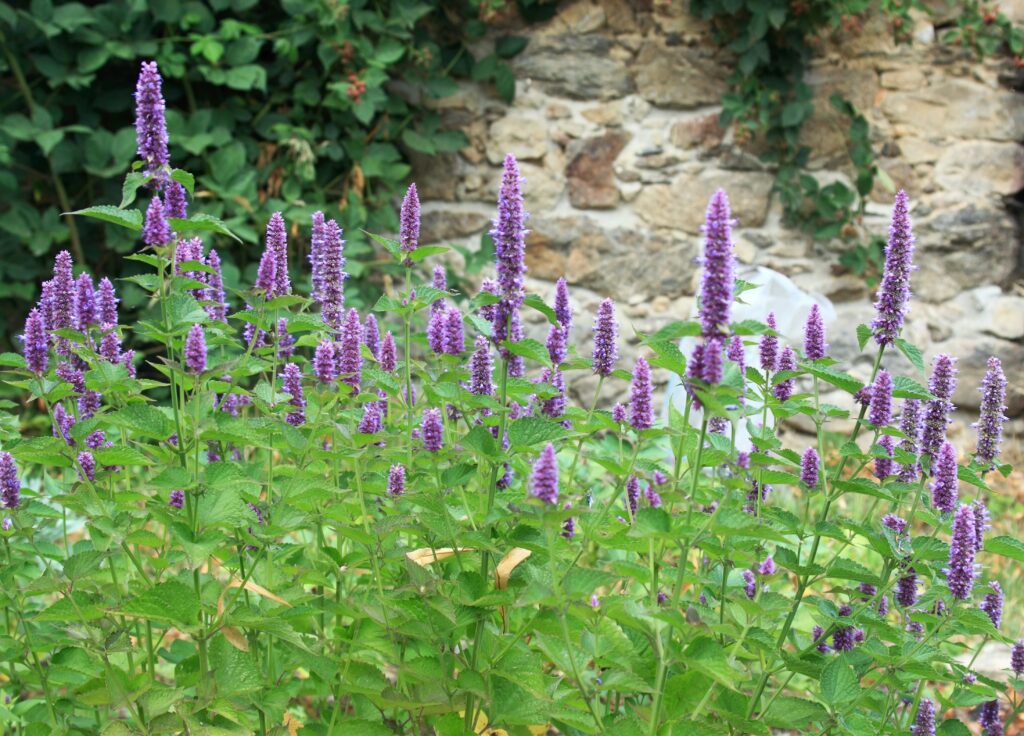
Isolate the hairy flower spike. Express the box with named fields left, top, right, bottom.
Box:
left=883, top=514, right=908, bottom=536
left=930, top=441, right=958, bottom=513
left=282, top=363, right=305, bottom=426
left=922, top=354, right=957, bottom=460
left=78, top=451, right=96, bottom=482
left=803, top=303, right=827, bottom=360
left=388, top=464, right=406, bottom=497
left=742, top=569, right=756, bottom=600
left=337, top=308, right=363, bottom=392
left=380, top=331, right=397, bottom=373
left=277, top=320, right=296, bottom=362
left=134, top=61, right=169, bottom=182
left=169, top=490, right=184, bottom=509
left=630, top=356, right=653, bottom=431
left=981, top=580, right=1003, bottom=629
left=946, top=504, right=977, bottom=600
left=163, top=180, right=187, bottom=218
left=759, top=312, right=778, bottom=372
left=184, top=324, right=206, bottom=375
left=22, top=308, right=48, bottom=375
left=358, top=402, right=382, bottom=435
left=898, top=399, right=922, bottom=481
left=698, top=189, right=735, bottom=338
left=978, top=701, right=1001, bottom=733
left=97, top=277, right=118, bottom=327
left=701, top=336, right=725, bottom=385
left=421, top=409, right=444, bottom=453
left=363, top=314, right=381, bottom=359
left=911, top=699, right=935, bottom=736
left=547, top=323, right=567, bottom=365
left=399, top=183, right=420, bottom=263
left=530, top=443, right=559, bottom=505
left=872, top=190, right=916, bottom=346
left=592, top=298, right=618, bottom=376
left=868, top=369, right=893, bottom=427
left=468, top=336, right=494, bottom=396
left=143, top=197, right=172, bottom=246
left=427, top=307, right=445, bottom=354
left=773, top=345, right=796, bottom=402
left=0, top=453, right=20, bottom=509
left=758, top=555, right=776, bottom=576
left=491, top=154, right=528, bottom=314
left=896, top=567, right=918, bottom=607
left=1011, top=640, right=1024, bottom=676
left=554, top=277, right=571, bottom=330
left=204, top=249, right=227, bottom=322
left=317, top=220, right=347, bottom=330
left=801, top=447, right=820, bottom=489
left=875, top=435, right=895, bottom=480
left=974, top=356, right=1007, bottom=469
left=971, top=499, right=989, bottom=552
left=314, top=340, right=337, bottom=383
left=74, top=273, right=96, bottom=330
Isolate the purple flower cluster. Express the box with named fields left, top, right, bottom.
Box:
left=974, top=356, right=1007, bottom=469
left=0, top=453, right=20, bottom=509
left=468, top=337, right=494, bottom=396
left=282, top=363, right=306, bottom=426
left=399, top=183, right=420, bottom=265
left=874, top=435, right=895, bottom=480
left=338, top=308, right=363, bottom=392
left=134, top=61, right=169, bottom=183
left=313, top=218, right=347, bottom=330
left=21, top=309, right=48, bottom=375
left=380, top=332, right=397, bottom=373
left=490, top=155, right=528, bottom=348
left=698, top=189, right=734, bottom=339
left=872, top=190, right=916, bottom=346
left=946, top=504, right=977, bottom=600
left=911, top=699, right=935, bottom=736
left=530, top=443, right=559, bottom=505
left=742, top=569, right=756, bottom=600
left=801, top=447, right=819, bottom=489
left=169, top=489, right=185, bottom=509
left=930, top=441, right=958, bottom=513
left=897, top=399, right=922, bottom=481
left=143, top=197, right=172, bottom=246
left=773, top=346, right=796, bottom=402
left=759, top=313, right=778, bottom=372
left=921, top=354, right=957, bottom=460
left=803, top=304, right=827, bottom=360
left=592, top=298, right=618, bottom=377
left=868, top=369, right=892, bottom=427
left=629, top=357, right=653, bottom=431
left=421, top=409, right=444, bottom=453
left=981, top=581, right=1003, bottom=629
left=388, top=464, right=406, bottom=497
left=184, top=324, right=206, bottom=375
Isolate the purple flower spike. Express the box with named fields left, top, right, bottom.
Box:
left=801, top=447, right=820, bottom=489
left=562, top=511, right=575, bottom=540
left=314, top=340, right=337, bottom=383
left=164, top=180, right=188, bottom=219
left=930, top=441, right=958, bottom=513
left=431, top=264, right=447, bottom=296
left=78, top=451, right=96, bottom=482
left=0, top=453, right=20, bottom=509
left=338, top=308, right=363, bottom=392
left=282, top=363, right=306, bottom=426
left=773, top=345, right=796, bottom=402
left=134, top=61, right=169, bottom=182
left=184, top=324, right=206, bottom=375
left=698, top=189, right=735, bottom=339
left=421, top=408, right=444, bottom=453
left=491, top=154, right=528, bottom=315
left=626, top=475, right=640, bottom=519
left=443, top=306, right=465, bottom=355
left=357, top=400, right=382, bottom=435
left=645, top=484, right=662, bottom=508
left=427, top=307, right=445, bottom=354
left=701, top=336, right=725, bottom=385
left=981, top=581, right=1003, bottom=629
left=629, top=356, right=653, bottom=431
left=539, top=368, right=566, bottom=420
left=898, top=399, right=922, bottom=481
left=74, top=273, right=96, bottom=330
left=97, top=277, right=118, bottom=327
left=974, top=356, right=1007, bottom=470
left=169, top=489, right=185, bottom=509
left=872, top=190, right=916, bottom=346
left=978, top=700, right=1000, bottom=733
left=530, top=443, right=559, bottom=505
left=309, top=212, right=327, bottom=300
left=742, top=569, right=756, bottom=599
left=813, top=625, right=830, bottom=653
left=315, top=219, right=347, bottom=329
left=883, top=514, right=907, bottom=536
left=143, top=197, right=172, bottom=246
left=758, top=555, right=776, bottom=576
left=1011, top=640, right=1024, bottom=676
left=554, top=277, right=571, bottom=330
left=759, top=312, right=778, bottom=372
left=832, top=605, right=856, bottom=652
left=399, top=183, right=420, bottom=263
left=803, top=304, right=827, bottom=360
left=971, top=499, right=989, bottom=553
left=612, top=403, right=627, bottom=424
left=547, top=323, right=567, bottom=365
left=264, top=212, right=290, bottom=297
left=22, top=308, right=48, bottom=375
left=205, top=249, right=227, bottom=322
left=363, top=314, right=381, bottom=359
left=946, top=504, right=977, bottom=600
left=922, top=354, right=957, bottom=460
left=896, top=567, right=918, bottom=607
left=727, top=335, right=745, bottom=394
left=380, top=331, right=397, bottom=373
left=911, top=699, right=935, bottom=736
left=868, top=369, right=893, bottom=427
left=388, top=464, right=406, bottom=497
left=468, top=336, right=494, bottom=396
left=874, top=435, right=895, bottom=480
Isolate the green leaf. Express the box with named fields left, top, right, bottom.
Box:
left=508, top=416, right=568, bottom=448
left=891, top=375, right=934, bottom=401
left=168, top=214, right=241, bottom=242
left=820, top=658, right=860, bottom=705
left=409, top=244, right=450, bottom=262
left=495, top=36, right=528, bottom=58
left=895, top=338, right=924, bottom=373
left=523, top=293, right=558, bottom=325
left=401, top=129, right=435, bottom=155
left=94, top=447, right=152, bottom=467
left=763, top=696, right=828, bottom=729
left=985, top=535, right=1024, bottom=563
left=120, top=172, right=148, bottom=208
left=803, top=364, right=863, bottom=394
left=66, top=206, right=142, bottom=231
left=936, top=719, right=971, bottom=736
left=685, top=637, right=740, bottom=690
left=106, top=404, right=175, bottom=440
left=856, top=324, right=872, bottom=351
left=503, top=338, right=550, bottom=367
left=170, top=169, right=195, bottom=195
left=120, top=581, right=200, bottom=627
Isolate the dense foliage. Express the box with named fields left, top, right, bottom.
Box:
left=0, top=0, right=524, bottom=348
left=0, top=62, right=1020, bottom=736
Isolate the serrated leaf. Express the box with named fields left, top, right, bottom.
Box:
left=856, top=324, right=872, bottom=351
left=803, top=363, right=863, bottom=394
left=120, top=580, right=200, bottom=627
left=985, top=535, right=1024, bottom=563
left=892, top=375, right=934, bottom=401
left=66, top=206, right=142, bottom=231
left=508, top=416, right=568, bottom=448
left=895, top=338, right=924, bottom=373
left=820, top=658, right=859, bottom=705
left=168, top=214, right=241, bottom=242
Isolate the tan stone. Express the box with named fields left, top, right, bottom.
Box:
left=581, top=102, right=623, bottom=127
left=980, top=296, right=1024, bottom=340
left=669, top=113, right=725, bottom=150
left=514, top=35, right=633, bottom=100
left=634, top=171, right=775, bottom=232
left=548, top=0, right=606, bottom=35
left=896, top=137, right=941, bottom=164
left=880, top=79, right=1024, bottom=141
left=420, top=209, right=489, bottom=244
left=601, top=0, right=638, bottom=32
left=486, top=116, right=547, bottom=164
left=520, top=162, right=565, bottom=211
left=880, top=68, right=927, bottom=90
left=934, top=141, right=1024, bottom=196
left=633, top=41, right=728, bottom=109
left=566, top=132, right=630, bottom=209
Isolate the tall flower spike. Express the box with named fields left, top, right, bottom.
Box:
left=134, top=61, right=169, bottom=182
left=974, top=356, right=1007, bottom=470
left=803, top=303, right=827, bottom=360
left=282, top=363, right=305, bottom=426
left=388, top=464, right=406, bottom=497
left=743, top=570, right=756, bottom=600
left=492, top=154, right=528, bottom=309
left=547, top=323, right=567, bottom=365
left=946, top=503, right=977, bottom=600
left=380, top=331, right=397, bottom=373
left=978, top=701, right=1000, bottom=733
left=698, top=189, right=735, bottom=338
left=468, top=336, right=494, bottom=396
left=0, top=452, right=20, bottom=509
left=78, top=451, right=96, bottom=482
left=801, top=447, right=819, bottom=489
left=421, top=408, right=444, bottom=453
left=971, top=499, right=989, bottom=552
left=358, top=401, right=382, bottom=434
left=266, top=212, right=290, bottom=297
left=930, top=441, right=958, bottom=513
left=911, top=699, right=935, bottom=736
left=530, top=443, right=559, bottom=505
left=592, top=298, right=618, bottom=377
left=554, top=277, right=571, bottom=330
left=540, top=368, right=567, bottom=421
left=701, top=335, right=725, bottom=385
left=427, top=307, right=445, bottom=354
left=313, top=340, right=337, bottom=383
left=319, top=220, right=347, bottom=330
left=898, top=398, right=922, bottom=482
left=773, top=345, right=796, bottom=402
left=896, top=567, right=918, bottom=607
left=205, top=249, right=227, bottom=322
left=868, top=369, right=893, bottom=427
left=431, top=264, right=447, bottom=298
left=337, top=308, right=363, bottom=392
left=872, top=190, right=916, bottom=346
left=143, top=197, right=172, bottom=246
left=184, top=324, right=206, bottom=375
left=1011, top=640, right=1024, bottom=676
left=727, top=335, right=745, bottom=378
left=626, top=475, right=641, bottom=519
left=163, top=180, right=188, bottom=219
left=921, top=354, right=957, bottom=460
left=981, top=581, right=1003, bottom=629
left=443, top=305, right=464, bottom=355
left=309, top=211, right=327, bottom=301
left=629, top=356, right=653, bottom=431
left=759, top=312, right=778, bottom=372
left=74, top=273, right=96, bottom=330
left=22, top=308, right=48, bottom=375
left=874, top=435, right=895, bottom=480
left=254, top=228, right=277, bottom=294
left=364, top=314, right=381, bottom=359
left=97, top=277, right=118, bottom=327
left=399, top=183, right=420, bottom=264
left=50, top=252, right=76, bottom=334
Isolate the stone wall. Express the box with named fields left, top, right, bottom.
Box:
left=411, top=0, right=1024, bottom=416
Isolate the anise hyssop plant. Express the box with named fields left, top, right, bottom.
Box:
left=0, top=61, right=1019, bottom=736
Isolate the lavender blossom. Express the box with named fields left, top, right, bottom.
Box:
left=0, top=453, right=20, bottom=509
left=317, top=220, right=347, bottom=330
left=399, top=183, right=420, bottom=263
left=164, top=180, right=188, bottom=218
left=169, top=490, right=185, bottom=509
left=773, top=345, right=796, bottom=402
left=78, top=451, right=96, bottom=482
left=100, top=332, right=121, bottom=364
left=759, top=312, right=778, bottom=372
left=143, top=197, right=172, bottom=246
left=21, top=308, right=48, bottom=375
left=758, top=555, right=776, bottom=576
left=727, top=336, right=746, bottom=399
left=491, top=155, right=528, bottom=335
left=74, top=274, right=96, bottom=330
left=645, top=484, right=662, bottom=508
left=427, top=308, right=446, bottom=354
left=442, top=306, right=464, bottom=355
left=832, top=605, right=855, bottom=651
left=204, top=249, right=227, bottom=322
left=803, top=303, right=827, bottom=360
left=387, top=464, right=406, bottom=497
left=421, top=409, right=444, bottom=453
left=653, top=470, right=667, bottom=485
left=858, top=582, right=877, bottom=600
left=52, top=403, right=75, bottom=445
left=896, top=567, right=918, bottom=607
left=539, top=368, right=566, bottom=421
left=547, top=323, right=567, bottom=365
left=629, top=356, right=653, bottom=431
left=868, top=369, right=893, bottom=427
left=872, top=190, right=916, bottom=346
left=921, top=354, right=957, bottom=460
left=883, top=514, right=908, bottom=536
left=972, top=500, right=989, bottom=553
left=358, top=401, right=382, bottom=435
left=801, top=447, right=820, bottom=489
left=1011, top=640, right=1024, bottom=676
left=134, top=61, right=169, bottom=181
left=626, top=475, right=640, bottom=519
left=946, top=504, right=977, bottom=600
left=742, top=569, right=756, bottom=599
left=981, top=581, right=1003, bottom=629
left=380, top=332, right=397, bottom=373
left=930, top=441, right=958, bottom=513
left=282, top=363, right=305, bottom=426
left=911, top=699, right=935, bottom=736
left=97, top=277, right=118, bottom=327
left=468, top=336, right=493, bottom=396
left=974, top=356, right=1007, bottom=469
left=431, top=265, right=447, bottom=298
left=184, top=324, right=206, bottom=375
left=530, top=443, right=559, bottom=505
left=554, top=277, right=571, bottom=330
left=562, top=510, right=575, bottom=539
left=363, top=314, right=381, bottom=359
left=701, top=336, right=725, bottom=385
left=612, top=403, right=627, bottom=424
left=812, top=625, right=830, bottom=653
left=698, top=189, right=735, bottom=338
left=978, top=700, right=1000, bottom=733
left=898, top=399, right=922, bottom=482
left=337, top=308, right=363, bottom=392
left=875, top=435, right=895, bottom=480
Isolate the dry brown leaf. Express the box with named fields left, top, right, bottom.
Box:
left=283, top=712, right=304, bottom=735
left=405, top=547, right=474, bottom=566
left=495, top=548, right=531, bottom=590
left=221, top=625, right=249, bottom=652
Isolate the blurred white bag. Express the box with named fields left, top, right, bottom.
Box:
left=664, top=265, right=836, bottom=449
